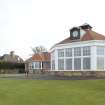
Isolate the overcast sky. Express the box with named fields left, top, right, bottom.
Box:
left=0, top=0, right=105, bottom=60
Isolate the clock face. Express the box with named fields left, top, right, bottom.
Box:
left=72, top=31, right=78, bottom=37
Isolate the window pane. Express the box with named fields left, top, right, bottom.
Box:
left=58, top=49, right=64, bottom=57
left=97, top=57, right=104, bottom=69
left=32, top=63, right=34, bottom=69
left=65, top=48, right=72, bottom=57
left=66, top=59, right=72, bottom=70
left=97, top=47, right=104, bottom=55
left=52, top=60, right=55, bottom=70
left=74, top=58, right=81, bottom=70
left=43, top=62, right=50, bottom=69
left=83, top=58, right=91, bottom=69
left=34, top=62, right=41, bottom=69
left=74, top=47, right=81, bottom=56
left=58, top=59, right=64, bottom=70
left=83, top=46, right=90, bottom=56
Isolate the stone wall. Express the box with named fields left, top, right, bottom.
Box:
left=33, top=70, right=105, bottom=78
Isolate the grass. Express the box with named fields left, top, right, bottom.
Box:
left=0, top=79, right=105, bottom=105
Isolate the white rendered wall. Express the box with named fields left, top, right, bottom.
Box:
left=54, top=49, right=58, bottom=70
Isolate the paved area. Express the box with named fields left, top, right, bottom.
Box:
left=0, top=74, right=105, bottom=80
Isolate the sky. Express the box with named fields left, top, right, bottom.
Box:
left=0, top=0, right=105, bottom=60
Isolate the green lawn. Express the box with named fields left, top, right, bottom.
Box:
left=0, top=79, right=105, bottom=105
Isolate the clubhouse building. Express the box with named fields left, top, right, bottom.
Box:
left=50, top=23, right=105, bottom=71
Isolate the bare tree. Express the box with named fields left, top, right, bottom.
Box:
left=32, top=45, right=47, bottom=54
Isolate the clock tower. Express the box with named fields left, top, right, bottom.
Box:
left=70, top=27, right=80, bottom=40
left=70, top=23, right=92, bottom=40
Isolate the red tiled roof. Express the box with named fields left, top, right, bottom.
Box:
left=32, top=52, right=50, bottom=61
left=81, top=30, right=105, bottom=41
left=56, top=30, right=105, bottom=45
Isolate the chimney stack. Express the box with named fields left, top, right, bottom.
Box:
left=79, top=23, right=92, bottom=30
left=10, top=51, right=15, bottom=57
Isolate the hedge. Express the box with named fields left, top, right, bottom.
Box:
left=0, top=61, right=25, bottom=73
